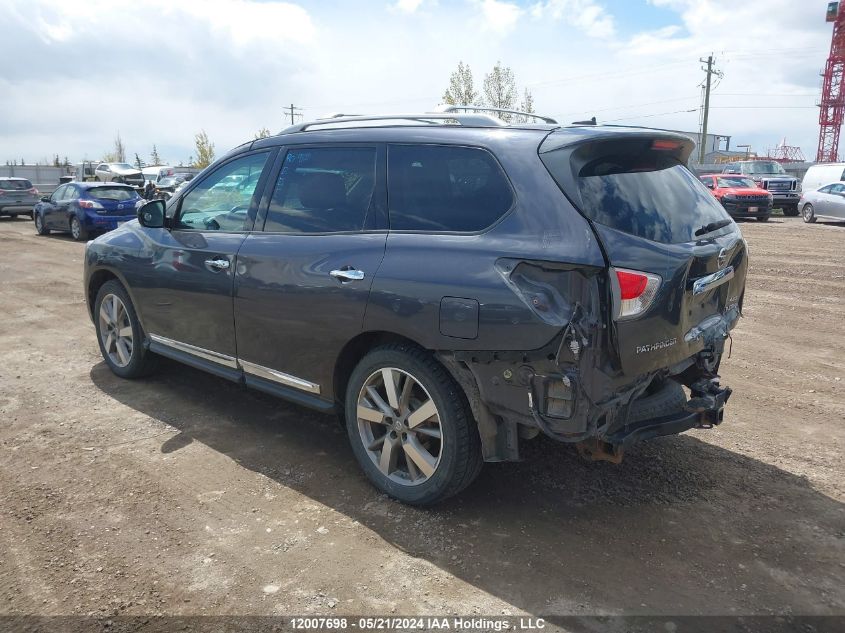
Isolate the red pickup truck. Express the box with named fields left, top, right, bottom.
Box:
left=699, top=174, right=773, bottom=222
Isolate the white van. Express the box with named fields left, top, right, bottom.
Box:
left=141, top=166, right=174, bottom=185
left=802, top=163, right=845, bottom=192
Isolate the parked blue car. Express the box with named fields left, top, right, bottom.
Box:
left=34, top=182, right=141, bottom=240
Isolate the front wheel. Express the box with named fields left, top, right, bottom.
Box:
left=70, top=215, right=88, bottom=241
left=756, top=215, right=770, bottom=222
left=344, top=344, right=482, bottom=505
left=94, top=280, right=158, bottom=378
left=802, top=203, right=817, bottom=223
left=34, top=212, right=50, bottom=235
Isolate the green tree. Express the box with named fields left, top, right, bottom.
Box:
left=517, top=88, right=535, bottom=122
left=193, top=131, right=215, bottom=168
left=134, top=153, right=144, bottom=170
left=442, top=61, right=479, bottom=106
left=254, top=127, right=272, bottom=139
left=482, top=61, right=517, bottom=121
left=150, top=144, right=162, bottom=165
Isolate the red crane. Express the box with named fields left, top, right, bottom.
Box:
left=817, top=2, right=845, bottom=163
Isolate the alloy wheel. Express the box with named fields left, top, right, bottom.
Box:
left=98, top=293, right=134, bottom=368
left=803, top=204, right=815, bottom=223
left=35, top=214, right=42, bottom=232
left=356, top=367, right=443, bottom=486
left=71, top=217, right=81, bottom=240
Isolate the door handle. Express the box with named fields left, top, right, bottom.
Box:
left=330, top=268, right=365, bottom=282
left=204, top=257, right=230, bottom=272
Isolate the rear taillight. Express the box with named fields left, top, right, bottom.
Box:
left=78, top=199, right=104, bottom=211
left=612, top=268, right=661, bottom=320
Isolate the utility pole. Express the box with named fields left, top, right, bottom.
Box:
left=699, top=55, right=714, bottom=164
left=285, top=103, right=302, bottom=126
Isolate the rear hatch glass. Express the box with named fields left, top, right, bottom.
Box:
left=542, top=138, right=731, bottom=244
left=0, top=179, right=33, bottom=190
left=88, top=186, right=137, bottom=202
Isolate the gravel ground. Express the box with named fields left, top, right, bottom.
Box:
left=0, top=215, right=843, bottom=625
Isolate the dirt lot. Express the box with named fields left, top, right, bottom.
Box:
left=0, top=216, right=843, bottom=624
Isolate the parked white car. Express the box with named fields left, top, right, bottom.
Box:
left=95, top=163, right=144, bottom=188
left=142, top=165, right=175, bottom=185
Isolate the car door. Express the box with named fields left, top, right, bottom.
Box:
left=233, top=144, right=387, bottom=402
left=43, top=185, right=68, bottom=229
left=130, top=150, right=276, bottom=368
left=828, top=183, right=845, bottom=218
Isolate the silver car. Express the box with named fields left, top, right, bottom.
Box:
left=0, top=177, right=39, bottom=218
left=94, top=162, right=145, bottom=188
left=799, top=182, right=845, bottom=223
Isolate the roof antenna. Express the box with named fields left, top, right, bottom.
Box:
left=572, top=116, right=597, bottom=126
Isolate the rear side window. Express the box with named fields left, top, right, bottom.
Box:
left=264, top=147, right=376, bottom=233
left=88, top=186, right=138, bottom=201
left=0, top=179, right=32, bottom=190
left=542, top=140, right=731, bottom=244
left=387, top=145, right=513, bottom=232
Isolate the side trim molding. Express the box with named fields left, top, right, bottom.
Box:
left=147, top=333, right=321, bottom=395
left=240, top=360, right=321, bottom=395
left=148, top=334, right=239, bottom=368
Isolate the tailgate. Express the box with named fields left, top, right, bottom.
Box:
left=540, top=132, right=748, bottom=375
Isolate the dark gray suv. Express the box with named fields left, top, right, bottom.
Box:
left=84, top=111, right=746, bottom=505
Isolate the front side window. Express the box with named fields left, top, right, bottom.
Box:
left=176, top=152, right=270, bottom=231
left=263, top=147, right=376, bottom=233
left=387, top=145, right=513, bottom=232
left=51, top=185, right=66, bottom=202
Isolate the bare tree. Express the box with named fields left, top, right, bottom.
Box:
left=193, top=131, right=215, bottom=168
left=482, top=61, right=517, bottom=121
left=254, top=127, right=272, bottom=139
left=103, top=132, right=126, bottom=163
left=442, top=61, right=479, bottom=106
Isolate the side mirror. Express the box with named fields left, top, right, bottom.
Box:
left=40, top=196, right=50, bottom=203
left=705, top=183, right=714, bottom=189
left=138, top=199, right=166, bottom=228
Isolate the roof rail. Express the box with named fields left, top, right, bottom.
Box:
left=436, top=104, right=558, bottom=124
left=281, top=112, right=507, bottom=134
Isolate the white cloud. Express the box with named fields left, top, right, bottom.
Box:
left=475, top=0, right=523, bottom=34
left=531, top=0, right=615, bottom=38
left=391, top=0, right=426, bottom=13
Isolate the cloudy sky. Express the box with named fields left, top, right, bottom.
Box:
left=0, top=0, right=830, bottom=166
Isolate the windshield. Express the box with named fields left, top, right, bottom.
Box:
left=718, top=176, right=757, bottom=188
left=87, top=186, right=138, bottom=201
left=111, top=163, right=135, bottom=171
left=741, top=161, right=786, bottom=175
left=0, top=179, right=32, bottom=190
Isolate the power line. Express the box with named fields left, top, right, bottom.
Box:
left=284, top=103, right=303, bottom=125
left=604, top=108, right=699, bottom=123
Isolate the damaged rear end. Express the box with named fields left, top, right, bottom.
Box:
left=461, top=129, right=746, bottom=462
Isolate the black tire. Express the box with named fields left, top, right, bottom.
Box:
left=802, top=203, right=817, bottom=223
left=34, top=212, right=50, bottom=235
left=344, top=344, right=482, bottom=506
left=94, top=280, right=158, bottom=379
left=782, top=205, right=800, bottom=217
left=627, top=379, right=687, bottom=424
left=70, top=215, right=88, bottom=241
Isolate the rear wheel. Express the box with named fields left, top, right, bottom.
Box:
left=94, top=280, right=158, bottom=378
left=34, top=212, right=50, bottom=235
left=802, top=203, right=817, bottom=223
left=756, top=215, right=770, bottom=222
left=70, top=215, right=88, bottom=241
left=782, top=205, right=799, bottom=217
left=345, top=344, right=482, bottom=505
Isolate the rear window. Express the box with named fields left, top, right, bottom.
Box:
left=387, top=145, right=513, bottom=232
left=0, top=179, right=32, bottom=190
left=542, top=140, right=731, bottom=244
left=87, top=186, right=138, bottom=201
